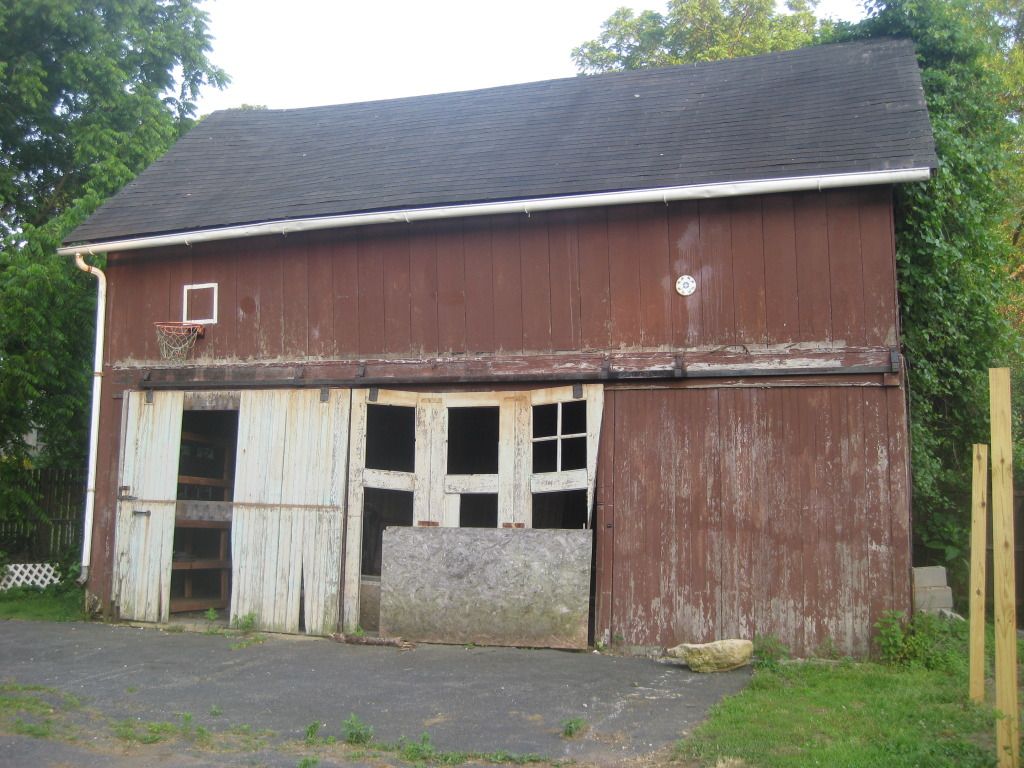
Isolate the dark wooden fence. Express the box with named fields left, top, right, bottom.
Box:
left=0, top=468, right=85, bottom=561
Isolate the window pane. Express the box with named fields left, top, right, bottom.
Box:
left=459, top=494, right=498, bottom=528
left=533, top=440, right=557, bottom=473
left=361, top=488, right=413, bottom=577
left=447, top=407, right=499, bottom=474
left=366, top=404, right=415, bottom=472
left=533, top=490, right=588, bottom=529
left=562, top=400, right=587, bottom=435
left=533, top=403, right=557, bottom=438
left=561, top=437, right=587, bottom=471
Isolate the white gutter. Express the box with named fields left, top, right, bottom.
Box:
left=73, top=254, right=106, bottom=585
left=56, top=168, right=932, bottom=256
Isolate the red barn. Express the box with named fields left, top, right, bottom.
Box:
left=61, top=39, right=936, bottom=655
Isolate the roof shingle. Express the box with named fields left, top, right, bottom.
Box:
left=64, top=38, right=936, bottom=246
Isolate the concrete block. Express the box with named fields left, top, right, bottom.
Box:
left=912, top=566, right=948, bottom=589
left=914, top=585, right=954, bottom=613
left=380, top=527, right=592, bottom=649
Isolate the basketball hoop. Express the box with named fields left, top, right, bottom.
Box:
left=154, top=322, right=205, bottom=362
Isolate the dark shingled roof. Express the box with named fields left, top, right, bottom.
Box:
left=65, top=38, right=936, bottom=246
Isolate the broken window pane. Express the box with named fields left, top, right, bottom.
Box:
left=447, top=406, right=499, bottom=474
left=562, top=400, right=587, bottom=435
left=533, top=490, right=588, bottom=529
left=533, top=403, right=557, bottom=438
left=366, top=404, right=415, bottom=472
left=459, top=494, right=498, bottom=528
left=362, top=488, right=413, bottom=577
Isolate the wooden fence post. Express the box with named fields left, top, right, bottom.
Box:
left=990, top=367, right=1019, bottom=768
left=970, top=443, right=988, bottom=704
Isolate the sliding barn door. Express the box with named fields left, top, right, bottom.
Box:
left=232, top=389, right=349, bottom=634
left=113, top=391, right=184, bottom=622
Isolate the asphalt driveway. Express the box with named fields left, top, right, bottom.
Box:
left=0, top=620, right=749, bottom=766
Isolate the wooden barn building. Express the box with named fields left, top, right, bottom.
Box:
left=61, top=39, right=936, bottom=655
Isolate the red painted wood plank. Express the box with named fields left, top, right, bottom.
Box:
left=435, top=222, right=467, bottom=353
left=332, top=237, right=360, bottom=356
left=519, top=216, right=552, bottom=351
left=251, top=238, right=283, bottom=359
left=490, top=215, right=524, bottom=353
left=857, top=188, right=898, bottom=346
left=827, top=190, right=866, bottom=346
left=887, top=386, right=912, bottom=612
left=190, top=241, right=236, bottom=361
left=164, top=249, right=193, bottom=360
left=607, top=207, right=642, bottom=349
left=702, top=388, right=724, bottom=640
left=357, top=234, right=386, bottom=356
left=281, top=240, right=309, bottom=358
left=668, top=201, right=702, bottom=348
left=698, top=199, right=734, bottom=345
left=234, top=241, right=261, bottom=360
left=762, top=195, right=800, bottom=344
left=730, top=198, right=767, bottom=346
left=409, top=225, right=439, bottom=355
left=594, top=389, right=616, bottom=645
left=547, top=211, right=582, bottom=351
left=843, top=388, right=870, bottom=654
left=462, top=221, right=495, bottom=353
left=305, top=236, right=335, bottom=358
left=862, top=385, right=893, bottom=637
left=793, top=193, right=832, bottom=344
left=381, top=233, right=412, bottom=354
left=776, top=388, right=805, bottom=654
left=577, top=210, right=611, bottom=351
left=635, top=205, right=673, bottom=347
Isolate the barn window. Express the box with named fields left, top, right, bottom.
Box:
left=532, top=400, right=587, bottom=473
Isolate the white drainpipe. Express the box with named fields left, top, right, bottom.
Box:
left=73, top=253, right=106, bottom=585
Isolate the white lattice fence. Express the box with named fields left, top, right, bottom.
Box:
left=1, top=562, right=60, bottom=590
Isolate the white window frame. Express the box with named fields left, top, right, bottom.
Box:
left=182, top=282, right=219, bottom=325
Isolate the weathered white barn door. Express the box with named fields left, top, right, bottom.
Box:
left=231, top=389, right=349, bottom=634
left=113, top=390, right=184, bottom=622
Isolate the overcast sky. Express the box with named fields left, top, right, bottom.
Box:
left=195, top=0, right=868, bottom=115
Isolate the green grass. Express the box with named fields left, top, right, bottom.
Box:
left=674, top=660, right=996, bottom=767
left=560, top=717, right=587, bottom=738
left=0, top=682, right=82, bottom=742
left=0, top=584, right=84, bottom=621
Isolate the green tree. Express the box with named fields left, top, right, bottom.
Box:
left=571, top=0, right=825, bottom=73
left=833, top=1, right=1024, bottom=573
left=0, top=0, right=226, bottom=531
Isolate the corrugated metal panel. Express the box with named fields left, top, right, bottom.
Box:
left=113, top=390, right=183, bottom=622
left=231, top=389, right=349, bottom=634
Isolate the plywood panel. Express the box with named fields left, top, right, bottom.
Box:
left=520, top=217, right=552, bottom=351
left=357, top=236, right=386, bottom=355
left=730, top=198, right=767, bottom=346
left=577, top=210, right=611, bottom=351
left=636, top=206, right=672, bottom=347
left=463, top=221, right=495, bottom=352
left=306, top=237, right=335, bottom=357
left=490, top=216, right=524, bottom=352
left=548, top=211, right=582, bottom=351
left=827, top=191, right=865, bottom=346
left=668, top=202, right=702, bottom=348
left=857, top=188, right=898, bottom=346
left=698, top=200, right=734, bottom=345
left=382, top=234, right=412, bottom=354
left=794, top=194, right=832, bottom=344
left=436, top=223, right=467, bottom=353
left=607, top=207, right=641, bottom=349
left=762, top=195, right=799, bottom=344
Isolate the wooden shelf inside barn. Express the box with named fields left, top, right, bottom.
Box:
left=170, top=519, right=230, bottom=613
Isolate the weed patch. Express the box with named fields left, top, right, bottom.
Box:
left=0, top=584, right=85, bottom=622
left=560, top=717, right=587, bottom=738
left=341, top=713, right=373, bottom=745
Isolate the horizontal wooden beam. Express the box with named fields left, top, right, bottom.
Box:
left=118, top=345, right=902, bottom=390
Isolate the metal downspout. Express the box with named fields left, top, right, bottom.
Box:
left=73, top=253, right=106, bottom=585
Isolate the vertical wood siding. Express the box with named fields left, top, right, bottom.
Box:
left=113, top=391, right=183, bottom=623
left=103, top=188, right=896, bottom=364
left=596, top=382, right=910, bottom=657
left=232, top=389, right=349, bottom=634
